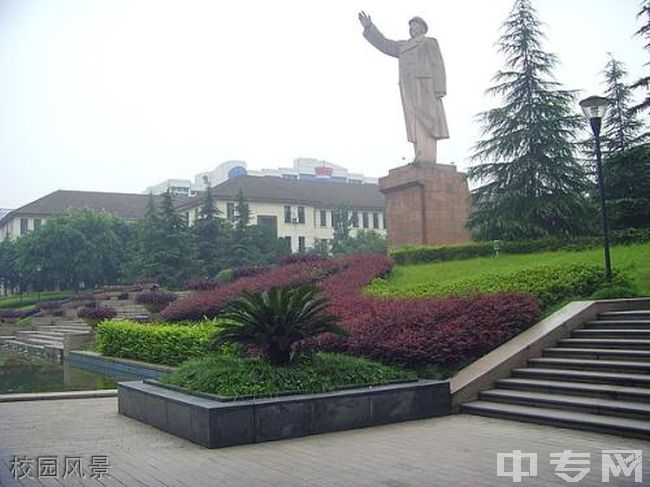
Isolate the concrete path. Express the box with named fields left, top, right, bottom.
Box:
left=0, top=397, right=648, bottom=486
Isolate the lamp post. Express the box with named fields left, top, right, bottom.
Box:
left=579, top=95, right=611, bottom=281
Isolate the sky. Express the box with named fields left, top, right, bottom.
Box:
left=0, top=0, right=647, bottom=209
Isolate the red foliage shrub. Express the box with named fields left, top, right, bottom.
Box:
left=182, top=279, right=219, bottom=291
left=310, top=293, right=540, bottom=368
left=162, top=258, right=347, bottom=321
left=163, top=252, right=541, bottom=368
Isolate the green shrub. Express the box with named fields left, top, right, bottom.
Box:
left=590, top=283, right=639, bottom=300
left=612, top=228, right=650, bottom=245
left=390, top=237, right=605, bottom=265
left=370, top=264, right=626, bottom=309
left=216, top=268, right=234, bottom=284
left=161, top=351, right=414, bottom=398
left=96, top=320, right=218, bottom=365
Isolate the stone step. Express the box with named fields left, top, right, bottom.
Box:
left=572, top=329, right=650, bottom=338
left=461, top=401, right=650, bottom=439
left=544, top=347, right=650, bottom=361
left=585, top=320, right=650, bottom=329
left=16, top=336, right=63, bottom=348
left=528, top=357, right=650, bottom=374
left=512, top=367, right=650, bottom=387
left=496, top=377, right=650, bottom=403
left=557, top=338, right=650, bottom=349
left=3, top=339, right=45, bottom=351
left=599, top=310, right=650, bottom=321
left=478, top=389, right=650, bottom=420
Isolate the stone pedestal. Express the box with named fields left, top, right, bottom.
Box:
left=379, top=163, right=471, bottom=248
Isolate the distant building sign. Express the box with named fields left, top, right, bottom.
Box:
left=228, top=166, right=247, bottom=179
left=315, top=166, right=333, bottom=177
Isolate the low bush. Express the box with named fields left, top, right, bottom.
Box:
left=276, top=253, right=328, bottom=266
left=590, top=283, right=639, bottom=300
left=37, top=300, right=66, bottom=310
left=368, top=264, right=618, bottom=310
left=231, top=265, right=270, bottom=280
left=309, top=293, right=540, bottom=368
left=96, top=320, right=218, bottom=365
left=161, top=351, right=413, bottom=398
left=78, top=306, right=117, bottom=327
left=390, top=236, right=605, bottom=265
left=135, top=291, right=178, bottom=313
left=612, top=228, right=650, bottom=245
left=162, top=258, right=347, bottom=322
left=0, top=306, right=38, bottom=320
left=215, top=268, right=234, bottom=284
left=182, top=279, right=219, bottom=291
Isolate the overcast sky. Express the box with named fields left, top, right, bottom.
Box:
left=0, top=0, right=647, bottom=209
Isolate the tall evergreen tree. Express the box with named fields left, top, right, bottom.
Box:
left=630, top=0, right=650, bottom=120
left=234, top=188, right=251, bottom=238
left=467, top=0, right=593, bottom=240
left=601, top=55, right=645, bottom=153
left=193, top=182, right=226, bottom=277
left=331, top=203, right=352, bottom=255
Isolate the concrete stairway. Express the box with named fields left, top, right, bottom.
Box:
left=1, top=318, right=92, bottom=361
left=461, top=309, right=650, bottom=439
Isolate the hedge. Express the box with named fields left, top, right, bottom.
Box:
left=368, top=263, right=622, bottom=309
left=389, top=236, right=609, bottom=265
left=308, top=293, right=541, bottom=368
left=96, top=320, right=218, bottom=365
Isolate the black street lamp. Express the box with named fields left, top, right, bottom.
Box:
left=579, top=95, right=611, bottom=281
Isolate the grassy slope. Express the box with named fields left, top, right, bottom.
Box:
left=366, top=243, right=650, bottom=297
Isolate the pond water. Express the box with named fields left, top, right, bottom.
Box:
left=0, top=348, right=131, bottom=394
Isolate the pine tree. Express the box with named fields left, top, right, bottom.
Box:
left=601, top=55, right=645, bottom=154
left=630, top=0, right=650, bottom=119
left=234, top=189, right=251, bottom=237
left=467, top=0, right=593, bottom=240
left=331, top=203, right=352, bottom=255
left=193, top=182, right=226, bottom=277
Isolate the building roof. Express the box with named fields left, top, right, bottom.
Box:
left=176, top=175, right=385, bottom=211
left=0, top=190, right=162, bottom=227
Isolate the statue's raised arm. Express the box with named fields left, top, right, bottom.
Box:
left=358, top=14, right=449, bottom=164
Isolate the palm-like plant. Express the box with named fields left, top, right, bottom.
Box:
left=210, top=286, right=346, bottom=366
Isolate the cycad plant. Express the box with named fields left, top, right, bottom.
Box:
left=210, top=286, right=346, bottom=366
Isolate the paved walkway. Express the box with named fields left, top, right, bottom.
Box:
left=0, top=397, right=648, bottom=486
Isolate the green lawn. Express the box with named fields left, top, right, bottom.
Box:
left=0, top=291, right=73, bottom=309
left=366, top=243, right=650, bottom=298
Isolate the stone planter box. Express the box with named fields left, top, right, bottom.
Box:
left=118, top=379, right=450, bottom=448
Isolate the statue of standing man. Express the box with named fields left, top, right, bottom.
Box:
left=359, top=12, right=449, bottom=165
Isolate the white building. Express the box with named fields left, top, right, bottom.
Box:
left=145, top=158, right=379, bottom=196
left=177, top=175, right=386, bottom=253
left=2, top=179, right=386, bottom=253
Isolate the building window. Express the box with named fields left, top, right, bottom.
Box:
left=284, top=236, right=292, bottom=252
left=227, top=202, right=235, bottom=221
left=372, top=213, right=379, bottom=229
left=20, top=218, right=28, bottom=235
left=351, top=212, right=359, bottom=228
left=331, top=210, right=336, bottom=228
left=34, top=219, right=42, bottom=231
left=362, top=212, right=369, bottom=229
left=382, top=212, right=387, bottom=229
left=297, top=206, right=305, bottom=224
left=319, top=210, right=327, bottom=227
left=298, top=236, right=306, bottom=253
left=284, top=205, right=292, bottom=223
left=282, top=174, right=298, bottom=180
